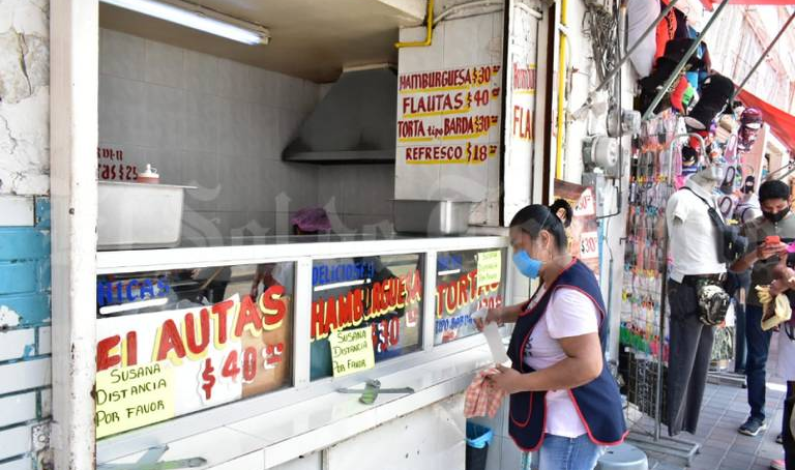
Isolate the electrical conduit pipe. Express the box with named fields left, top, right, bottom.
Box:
left=555, top=0, right=569, bottom=179
left=395, top=0, right=434, bottom=48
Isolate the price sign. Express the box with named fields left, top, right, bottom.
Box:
left=580, top=231, right=599, bottom=260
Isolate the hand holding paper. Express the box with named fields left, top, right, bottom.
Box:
left=471, top=309, right=511, bottom=365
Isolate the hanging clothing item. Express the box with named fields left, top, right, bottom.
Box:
left=639, top=39, right=707, bottom=115
left=506, top=260, right=627, bottom=451
left=464, top=368, right=507, bottom=419
left=655, top=0, right=690, bottom=60
left=627, top=0, right=661, bottom=78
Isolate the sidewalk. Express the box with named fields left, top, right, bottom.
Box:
left=631, top=336, right=788, bottom=470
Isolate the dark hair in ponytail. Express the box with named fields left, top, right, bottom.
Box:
left=509, top=204, right=568, bottom=250
left=550, top=199, right=573, bottom=228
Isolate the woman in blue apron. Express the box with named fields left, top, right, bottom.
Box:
left=482, top=204, right=627, bottom=470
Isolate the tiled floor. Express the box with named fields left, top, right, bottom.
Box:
left=630, top=338, right=789, bottom=470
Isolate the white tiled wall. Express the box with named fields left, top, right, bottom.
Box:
left=99, top=29, right=395, bottom=240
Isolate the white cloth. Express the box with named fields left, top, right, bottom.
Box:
left=523, top=288, right=600, bottom=438
left=666, top=180, right=727, bottom=282
left=777, top=327, right=795, bottom=381
left=627, top=0, right=660, bottom=78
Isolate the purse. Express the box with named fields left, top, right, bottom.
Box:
left=695, top=279, right=731, bottom=326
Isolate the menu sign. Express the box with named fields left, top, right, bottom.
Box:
left=434, top=250, right=505, bottom=345
left=310, top=256, right=424, bottom=380
left=503, top=1, right=541, bottom=223
left=553, top=180, right=600, bottom=277
left=95, top=264, right=294, bottom=438
left=398, top=65, right=502, bottom=166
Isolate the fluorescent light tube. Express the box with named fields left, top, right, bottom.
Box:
left=99, top=297, right=169, bottom=315
left=438, top=269, right=461, bottom=276
left=314, top=279, right=370, bottom=292
left=102, top=0, right=269, bottom=45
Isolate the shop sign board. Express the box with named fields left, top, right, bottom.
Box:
left=503, top=0, right=540, bottom=224
left=310, top=255, right=424, bottom=380
left=95, top=264, right=293, bottom=439
left=434, top=249, right=505, bottom=345
left=395, top=14, right=505, bottom=225
left=553, top=180, right=600, bottom=277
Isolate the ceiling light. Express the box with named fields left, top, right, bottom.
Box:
left=102, top=0, right=270, bottom=45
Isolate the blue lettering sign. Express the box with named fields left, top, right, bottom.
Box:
left=311, top=261, right=376, bottom=287
left=97, top=277, right=171, bottom=306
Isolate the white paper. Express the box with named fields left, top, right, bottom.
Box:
left=471, top=309, right=511, bottom=365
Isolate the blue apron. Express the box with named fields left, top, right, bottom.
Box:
left=506, top=260, right=627, bottom=451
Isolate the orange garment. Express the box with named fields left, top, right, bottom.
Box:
left=655, top=0, right=678, bottom=60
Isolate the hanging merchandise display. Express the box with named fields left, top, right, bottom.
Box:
left=620, top=113, right=677, bottom=420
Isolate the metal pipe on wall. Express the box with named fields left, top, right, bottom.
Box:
left=395, top=0, right=435, bottom=48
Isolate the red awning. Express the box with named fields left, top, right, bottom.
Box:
left=737, top=89, right=795, bottom=152
left=700, top=0, right=795, bottom=10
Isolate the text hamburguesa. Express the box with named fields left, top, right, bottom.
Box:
left=311, top=269, right=501, bottom=340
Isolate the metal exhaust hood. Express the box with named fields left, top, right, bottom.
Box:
left=282, top=65, right=397, bottom=164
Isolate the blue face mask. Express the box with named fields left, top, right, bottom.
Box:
left=513, top=250, right=543, bottom=279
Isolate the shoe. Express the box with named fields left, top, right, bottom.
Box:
left=770, top=458, right=785, bottom=470
left=738, top=417, right=767, bottom=436
left=776, top=433, right=784, bottom=444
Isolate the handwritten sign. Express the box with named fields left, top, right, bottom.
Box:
left=476, top=251, right=502, bottom=287
left=554, top=180, right=600, bottom=278
left=95, top=362, right=175, bottom=438
left=398, top=65, right=502, bottom=165
left=329, top=327, right=375, bottom=378
left=97, top=146, right=139, bottom=181
left=95, top=285, right=293, bottom=439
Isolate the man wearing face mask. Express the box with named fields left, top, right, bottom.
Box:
left=731, top=179, right=794, bottom=437
left=478, top=203, right=626, bottom=470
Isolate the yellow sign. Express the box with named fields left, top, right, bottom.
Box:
left=329, top=326, right=375, bottom=378
left=477, top=251, right=502, bottom=287
left=95, top=362, right=175, bottom=438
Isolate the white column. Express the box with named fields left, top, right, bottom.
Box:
left=50, top=0, right=99, bottom=468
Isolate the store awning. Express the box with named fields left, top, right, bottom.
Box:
left=737, top=88, right=795, bottom=152
left=700, top=0, right=795, bottom=9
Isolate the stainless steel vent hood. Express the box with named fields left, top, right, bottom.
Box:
left=283, top=66, right=397, bottom=163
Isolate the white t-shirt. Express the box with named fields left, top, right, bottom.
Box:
left=666, top=181, right=726, bottom=282
left=523, top=287, right=600, bottom=438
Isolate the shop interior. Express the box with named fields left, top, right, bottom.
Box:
left=96, top=0, right=429, bottom=249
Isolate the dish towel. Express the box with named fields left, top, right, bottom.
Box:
left=464, top=368, right=506, bottom=418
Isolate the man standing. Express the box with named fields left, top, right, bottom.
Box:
left=731, top=180, right=794, bottom=436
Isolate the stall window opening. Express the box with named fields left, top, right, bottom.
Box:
left=310, top=254, right=424, bottom=380
left=94, top=262, right=295, bottom=439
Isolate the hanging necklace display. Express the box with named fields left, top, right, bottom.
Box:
left=620, top=113, right=678, bottom=420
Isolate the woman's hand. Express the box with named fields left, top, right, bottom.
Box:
left=474, top=308, right=503, bottom=331
left=489, top=364, right=527, bottom=394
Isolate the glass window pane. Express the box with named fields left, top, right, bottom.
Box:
left=310, top=254, right=424, bottom=380
left=94, top=262, right=294, bottom=439
left=434, top=249, right=506, bottom=345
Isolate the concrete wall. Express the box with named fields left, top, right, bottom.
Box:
left=0, top=1, right=53, bottom=469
